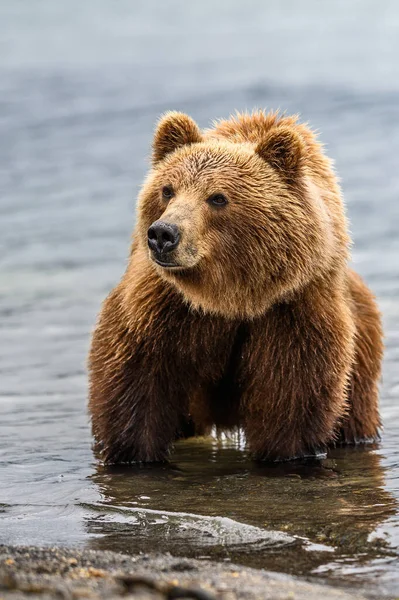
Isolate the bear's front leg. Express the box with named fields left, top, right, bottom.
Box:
left=88, top=276, right=190, bottom=464
left=239, top=283, right=356, bottom=461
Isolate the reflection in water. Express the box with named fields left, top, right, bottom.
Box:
left=86, top=437, right=397, bottom=584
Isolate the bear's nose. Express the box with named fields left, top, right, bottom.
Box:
left=147, top=221, right=180, bottom=255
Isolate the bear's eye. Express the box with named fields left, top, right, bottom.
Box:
left=162, top=185, right=174, bottom=200
left=208, top=193, right=228, bottom=207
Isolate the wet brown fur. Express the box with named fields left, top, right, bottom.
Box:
left=88, top=110, right=383, bottom=463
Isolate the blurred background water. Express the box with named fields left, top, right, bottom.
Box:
left=0, top=1, right=399, bottom=598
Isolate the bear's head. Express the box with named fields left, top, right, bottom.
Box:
left=137, top=111, right=345, bottom=318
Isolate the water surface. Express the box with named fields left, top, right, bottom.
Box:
left=1, top=2, right=399, bottom=598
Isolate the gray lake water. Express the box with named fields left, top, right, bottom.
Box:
left=1, top=1, right=399, bottom=598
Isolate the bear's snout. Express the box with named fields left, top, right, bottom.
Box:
left=148, top=221, right=180, bottom=259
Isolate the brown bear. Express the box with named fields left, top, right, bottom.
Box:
left=88, top=110, right=383, bottom=464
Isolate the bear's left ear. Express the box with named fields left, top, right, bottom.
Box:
left=152, top=111, right=203, bottom=165
left=255, top=126, right=305, bottom=181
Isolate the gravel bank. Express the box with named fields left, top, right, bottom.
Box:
left=0, top=546, right=368, bottom=600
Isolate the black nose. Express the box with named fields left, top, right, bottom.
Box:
left=148, top=221, right=180, bottom=255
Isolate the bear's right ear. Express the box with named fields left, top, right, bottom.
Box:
left=152, top=112, right=203, bottom=165
left=255, top=126, right=305, bottom=182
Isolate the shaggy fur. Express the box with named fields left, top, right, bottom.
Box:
left=88, top=110, right=383, bottom=463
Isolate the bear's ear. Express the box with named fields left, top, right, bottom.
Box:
left=152, top=112, right=203, bottom=165
left=255, top=126, right=305, bottom=181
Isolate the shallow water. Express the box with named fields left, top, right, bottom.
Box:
left=1, top=1, right=399, bottom=598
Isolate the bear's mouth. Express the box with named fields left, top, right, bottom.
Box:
left=149, top=245, right=200, bottom=271
left=153, top=257, right=183, bottom=269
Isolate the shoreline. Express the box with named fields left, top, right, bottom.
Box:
left=0, top=545, right=369, bottom=600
